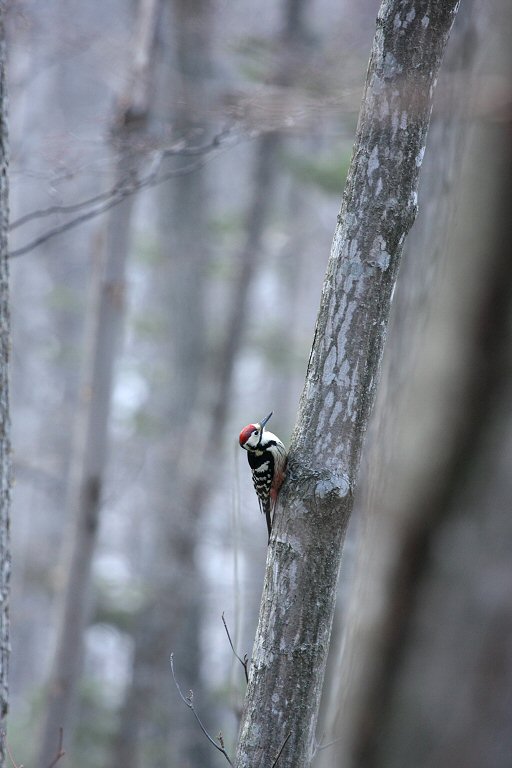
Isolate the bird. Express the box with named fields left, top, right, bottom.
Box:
left=239, top=411, right=287, bottom=541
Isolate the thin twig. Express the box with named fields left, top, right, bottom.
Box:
left=2, top=730, right=23, bottom=768
left=10, top=157, right=200, bottom=258
left=9, top=126, right=234, bottom=232
left=271, top=732, right=291, bottom=768
left=9, top=187, right=125, bottom=231
left=222, top=612, right=249, bottom=684
left=46, top=727, right=66, bottom=768
left=9, top=126, right=241, bottom=258
left=313, top=733, right=343, bottom=755
left=169, top=653, right=234, bottom=767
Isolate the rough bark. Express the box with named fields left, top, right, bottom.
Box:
left=318, top=4, right=480, bottom=764
left=0, top=4, right=10, bottom=765
left=36, top=2, right=160, bottom=764
left=234, top=2, right=461, bottom=766
left=324, top=6, right=482, bottom=766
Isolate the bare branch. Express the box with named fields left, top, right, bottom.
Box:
left=313, top=733, right=344, bottom=756
left=9, top=187, right=125, bottom=231
left=169, top=653, right=234, bottom=767
left=222, top=612, right=249, bottom=684
left=1, top=727, right=65, bottom=768
left=9, top=126, right=239, bottom=258
left=2, top=730, right=23, bottom=768
left=46, top=728, right=66, bottom=768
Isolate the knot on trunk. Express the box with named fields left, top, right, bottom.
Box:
left=284, top=455, right=351, bottom=514
left=314, top=469, right=350, bottom=503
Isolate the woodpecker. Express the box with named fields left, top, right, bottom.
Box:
left=239, top=411, right=287, bottom=541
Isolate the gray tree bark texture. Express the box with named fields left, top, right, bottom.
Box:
left=0, top=4, right=10, bottom=766
left=234, top=2, right=461, bottom=767
left=36, top=2, right=160, bottom=764
left=319, top=4, right=481, bottom=765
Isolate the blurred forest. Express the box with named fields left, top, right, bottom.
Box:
left=4, top=1, right=512, bottom=767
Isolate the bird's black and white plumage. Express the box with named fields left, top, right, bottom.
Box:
left=239, top=411, right=287, bottom=541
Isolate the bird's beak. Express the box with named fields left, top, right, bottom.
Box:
left=260, top=411, right=273, bottom=429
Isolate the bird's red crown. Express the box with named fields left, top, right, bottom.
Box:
left=239, top=423, right=257, bottom=446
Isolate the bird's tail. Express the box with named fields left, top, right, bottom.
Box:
left=259, top=498, right=273, bottom=543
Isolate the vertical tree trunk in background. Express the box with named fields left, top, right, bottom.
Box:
left=187, top=0, right=309, bottom=528
left=327, top=2, right=512, bottom=764
left=113, top=4, right=312, bottom=763
left=366, top=107, right=512, bottom=768
left=8, top=1, right=101, bottom=702
left=319, top=5, right=480, bottom=765
left=110, top=3, right=214, bottom=766
left=235, top=3, right=460, bottom=766
left=0, top=4, right=10, bottom=765
left=36, top=2, right=160, bottom=764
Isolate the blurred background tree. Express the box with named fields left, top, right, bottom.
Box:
left=4, top=0, right=512, bottom=767
left=0, top=3, right=10, bottom=765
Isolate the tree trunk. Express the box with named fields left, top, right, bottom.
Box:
left=36, top=2, right=160, bottom=764
left=0, top=4, right=10, bottom=765
left=319, top=4, right=481, bottom=764
left=364, top=110, right=512, bottom=768
left=329, top=2, right=512, bottom=763
left=109, top=2, right=214, bottom=766
left=186, top=0, right=309, bottom=542
left=234, top=2, right=460, bottom=766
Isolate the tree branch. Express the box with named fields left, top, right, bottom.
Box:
left=46, top=728, right=66, bottom=768
left=222, top=612, right=249, bottom=684
left=169, top=653, right=234, bottom=767
left=9, top=126, right=237, bottom=258
left=2, top=727, right=65, bottom=768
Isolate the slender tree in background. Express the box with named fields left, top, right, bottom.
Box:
left=113, top=3, right=315, bottom=763
left=235, top=2, right=460, bottom=766
left=37, top=2, right=161, bottom=764
left=109, top=2, right=214, bottom=766
left=0, top=4, right=10, bottom=766
left=7, top=3, right=106, bottom=707
left=187, top=0, right=309, bottom=555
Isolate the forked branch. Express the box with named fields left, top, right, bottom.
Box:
left=222, top=612, right=249, bottom=684
left=169, top=653, right=234, bottom=767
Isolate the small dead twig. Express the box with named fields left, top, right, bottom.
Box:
left=170, top=653, right=234, bottom=767
left=47, top=728, right=66, bottom=768
left=271, top=732, right=292, bottom=767
left=2, top=726, right=65, bottom=768
left=9, top=126, right=240, bottom=258
left=2, top=730, right=23, bottom=768
left=222, top=612, right=249, bottom=684
left=314, top=733, right=343, bottom=754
